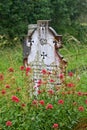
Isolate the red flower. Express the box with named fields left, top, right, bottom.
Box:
left=68, top=72, right=74, bottom=77
left=37, top=79, right=42, bottom=86
left=52, top=123, right=59, bottom=128
left=78, top=106, right=84, bottom=111
left=38, top=90, right=42, bottom=94
left=59, top=73, right=64, bottom=79
left=20, top=66, right=25, bottom=71
left=46, top=104, right=53, bottom=109
left=11, top=96, right=20, bottom=103
left=6, top=121, right=12, bottom=126
left=21, top=103, right=26, bottom=107
left=67, top=82, right=75, bottom=88
left=48, top=89, right=54, bottom=95
left=58, top=99, right=64, bottom=104
left=0, top=74, right=4, bottom=81
left=41, top=69, right=47, bottom=74
left=8, top=67, right=14, bottom=72
left=26, top=66, right=31, bottom=72
left=25, top=66, right=31, bottom=76
left=5, top=84, right=10, bottom=88
left=1, top=90, right=6, bottom=95
left=39, top=100, right=45, bottom=105
left=77, top=92, right=83, bottom=96
left=47, top=71, right=51, bottom=75
left=26, top=71, right=28, bottom=76
left=85, top=99, right=87, bottom=104
left=32, top=100, right=38, bottom=105
left=49, top=79, right=55, bottom=83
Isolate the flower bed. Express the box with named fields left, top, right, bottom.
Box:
left=0, top=66, right=87, bottom=130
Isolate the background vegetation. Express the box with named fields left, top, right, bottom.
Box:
left=0, top=0, right=87, bottom=45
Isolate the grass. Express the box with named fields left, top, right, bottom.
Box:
left=0, top=44, right=23, bottom=72
left=60, top=43, right=87, bottom=70
left=0, top=42, right=87, bottom=91
left=60, top=42, right=87, bottom=91
left=0, top=41, right=87, bottom=130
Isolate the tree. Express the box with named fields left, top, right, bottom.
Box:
left=0, top=0, right=86, bottom=43
left=50, top=0, right=87, bottom=30
left=0, top=0, right=51, bottom=39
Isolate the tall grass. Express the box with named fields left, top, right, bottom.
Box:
left=0, top=41, right=87, bottom=130
left=0, top=44, right=23, bottom=72
left=0, top=41, right=87, bottom=91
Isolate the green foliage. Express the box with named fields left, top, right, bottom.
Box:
left=50, top=0, right=87, bottom=43
left=0, top=63, right=87, bottom=130
left=60, top=39, right=87, bottom=71
left=0, top=44, right=22, bottom=73
left=0, top=0, right=87, bottom=44
left=0, top=41, right=87, bottom=129
left=0, top=35, right=21, bottom=47
left=0, top=0, right=51, bottom=39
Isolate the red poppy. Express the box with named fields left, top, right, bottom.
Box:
left=6, top=121, right=12, bottom=126
left=11, top=96, right=20, bottom=103
left=52, top=123, right=59, bottom=128
left=46, top=104, right=53, bottom=109
left=58, top=99, right=64, bottom=104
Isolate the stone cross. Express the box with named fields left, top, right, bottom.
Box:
left=41, top=52, right=47, bottom=59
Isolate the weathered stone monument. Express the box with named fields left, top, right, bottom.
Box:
left=23, top=20, right=67, bottom=88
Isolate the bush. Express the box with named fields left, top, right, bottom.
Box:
left=0, top=35, right=21, bottom=47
